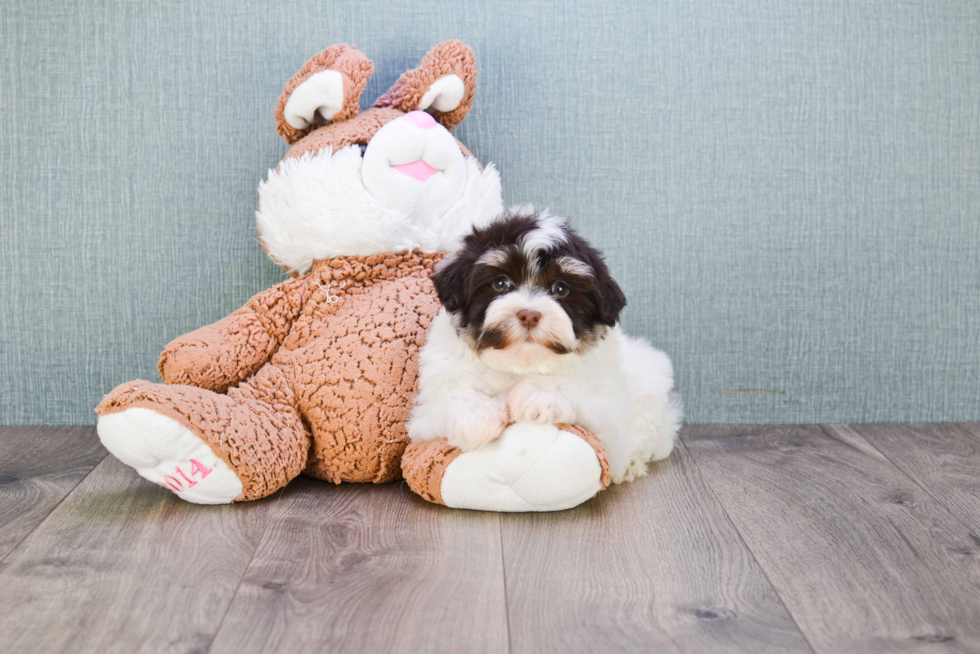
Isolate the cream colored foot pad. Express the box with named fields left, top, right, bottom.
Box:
left=440, top=423, right=603, bottom=512
left=97, top=407, right=242, bottom=504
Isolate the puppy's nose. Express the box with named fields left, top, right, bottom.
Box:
left=404, top=110, right=437, bottom=129
left=517, top=309, right=542, bottom=329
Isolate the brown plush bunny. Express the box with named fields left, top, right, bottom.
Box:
left=95, top=41, right=611, bottom=510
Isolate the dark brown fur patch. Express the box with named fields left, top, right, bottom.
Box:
left=545, top=341, right=573, bottom=355
left=475, top=326, right=509, bottom=352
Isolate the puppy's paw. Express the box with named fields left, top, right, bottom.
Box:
left=507, top=382, right=575, bottom=425
left=447, top=398, right=509, bottom=451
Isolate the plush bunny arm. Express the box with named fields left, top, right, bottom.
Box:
left=158, top=276, right=311, bottom=392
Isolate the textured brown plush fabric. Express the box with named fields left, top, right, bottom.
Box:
left=401, top=439, right=463, bottom=505
left=282, top=107, right=404, bottom=160
left=374, top=40, right=477, bottom=131
left=158, top=276, right=311, bottom=393
left=297, top=252, right=444, bottom=484
left=275, top=44, right=375, bottom=145
left=97, top=251, right=444, bottom=500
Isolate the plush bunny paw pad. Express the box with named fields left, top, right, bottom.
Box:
left=439, top=423, right=604, bottom=512
left=97, top=407, right=243, bottom=504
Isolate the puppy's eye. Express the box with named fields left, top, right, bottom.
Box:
left=492, top=276, right=512, bottom=292
left=358, top=144, right=367, bottom=157
left=551, top=281, right=569, bottom=297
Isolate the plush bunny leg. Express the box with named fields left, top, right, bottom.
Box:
left=96, top=363, right=310, bottom=503
left=402, top=423, right=610, bottom=512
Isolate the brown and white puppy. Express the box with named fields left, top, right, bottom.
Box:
left=409, top=210, right=682, bottom=482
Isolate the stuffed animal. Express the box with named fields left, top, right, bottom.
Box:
left=95, top=41, right=613, bottom=511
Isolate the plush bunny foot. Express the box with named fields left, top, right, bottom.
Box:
left=402, top=423, right=610, bottom=512
left=96, top=369, right=310, bottom=502
left=98, top=408, right=243, bottom=504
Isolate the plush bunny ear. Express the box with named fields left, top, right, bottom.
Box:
left=374, top=40, right=477, bottom=130
left=275, top=44, right=374, bottom=145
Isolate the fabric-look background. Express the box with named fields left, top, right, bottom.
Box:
left=1, top=0, right=978, bottom=425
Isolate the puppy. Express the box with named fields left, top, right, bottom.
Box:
left=408, top=209, right=682, bottom=482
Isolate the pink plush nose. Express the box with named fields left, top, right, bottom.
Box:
left=403, top=110, right=437, bottom=129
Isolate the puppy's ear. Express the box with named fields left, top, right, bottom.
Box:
left=431, top=254, right=469, bottom=313
left=597, top=268, right=627, bottom=326
left=374, top=40, right=477, bottom=130
left=275, top=44, right=374, bottom=145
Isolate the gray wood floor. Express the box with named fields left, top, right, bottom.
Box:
left=1, top=424, right=979, bottom=654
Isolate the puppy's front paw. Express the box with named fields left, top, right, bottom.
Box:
left=507, top=383, right=575, bottom=425
left=447, top=398, right=509, bottom=451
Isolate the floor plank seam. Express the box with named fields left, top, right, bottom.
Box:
left=822, top=425, right=980, bottom=538
left=497, top=514, right=514, bottom=654
left=203, top=494, right=284, bottom=654
left=675, top=435, right=818, bottom=654
left=0, top=451, right=110, bottom=566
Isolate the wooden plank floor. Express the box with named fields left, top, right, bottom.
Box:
left=1, top=423, right=978, bottom=654
left=0, top=427, right=106, bottom=560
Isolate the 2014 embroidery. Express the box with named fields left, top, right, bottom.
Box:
left=162, top=459, right=213, bottom=492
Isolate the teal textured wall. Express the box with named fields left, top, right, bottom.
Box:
left=1, top=0, right=978, bottom=425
